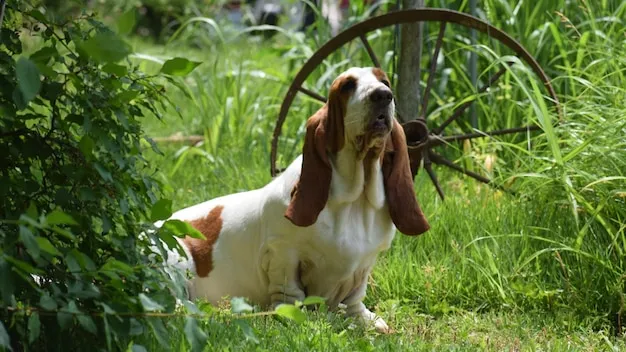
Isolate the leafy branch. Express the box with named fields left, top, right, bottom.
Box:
left=0, top=3, right=206, bottom=351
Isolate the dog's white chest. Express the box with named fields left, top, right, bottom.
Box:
left=296, top=195, right=395, bottom=306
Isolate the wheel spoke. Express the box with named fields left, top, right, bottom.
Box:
left=419, top=21, right=446, bottom=120
left=432, top=62, right=512, bottom=134
left=298, top=86, right=327, bottom=103
left=441, top=124, right=542, bottom=143
left=272, top=9, right=562, bottom=178
left=359, top=34, right=381, bottom=68
left=428, top=151, right=491, bottom=185
left=423, top=153, right=445, bottom=200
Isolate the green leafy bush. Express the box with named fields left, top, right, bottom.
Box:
left=0, top=3, right=206, bottom=350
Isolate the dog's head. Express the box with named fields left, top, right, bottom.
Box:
left=284, top=67, right=430, bottom=236
left=337, top=67, right=395, bottom=154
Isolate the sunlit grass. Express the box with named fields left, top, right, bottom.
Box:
left=135, top=307, right=623, bottom=351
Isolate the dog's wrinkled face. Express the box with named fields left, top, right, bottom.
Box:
left=333, top=67, right=394, bottom=154
left=286, top=66, right=430, bottom=234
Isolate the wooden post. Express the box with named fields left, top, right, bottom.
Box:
left=469, top=0, right=478, bottom=128
left=0, top=0, right=6, bottom=32
left=396, top=0, right=424, bottom=123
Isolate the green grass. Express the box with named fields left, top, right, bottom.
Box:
left=119, top=0, right=626, bottom=349
left=135, top=309, right=622, bottom=351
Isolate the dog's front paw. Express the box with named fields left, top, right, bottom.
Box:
left=359, top=308, right=391, bottom=334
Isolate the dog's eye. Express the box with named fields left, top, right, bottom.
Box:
left=341, top=79, right=357, bottom=93
left=380, top=79, right=391, bottom=88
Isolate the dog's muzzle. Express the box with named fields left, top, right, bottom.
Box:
left=369, top=113, right=392, bottom=134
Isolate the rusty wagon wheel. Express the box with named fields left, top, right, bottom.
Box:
left=270, top=8, right=561, bottom=200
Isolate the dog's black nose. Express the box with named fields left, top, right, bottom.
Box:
left=370, top=88, right=393, bottom=106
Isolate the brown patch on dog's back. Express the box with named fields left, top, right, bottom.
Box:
left=183, top=205, right=224, bottom=277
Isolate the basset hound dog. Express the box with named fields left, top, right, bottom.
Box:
left=158, top=67, right=430, bottom=333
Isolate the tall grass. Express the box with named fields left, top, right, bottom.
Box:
left=130, top=0, right=626, bottom=340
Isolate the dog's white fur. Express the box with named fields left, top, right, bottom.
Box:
left=157, top=67, right=429, bottom=333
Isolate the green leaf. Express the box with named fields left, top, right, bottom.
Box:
left=150, top=199, right=173, bottom=222
left=103, top=317, right=112, bottom=351
left=147, top=318, right=169, bottom=347
left=4, top=256, right=43, bottom=275
left=50, top=225, right=76, bottom=241
left=30, top=46, right=58, bottom=64
left=46, top=209, right=78, bottom=226
left=94, top=163, right=113, bottom=182
left=230, top=297, right=253, bottom=314
left=100, top=302, right=117, bottom=315
left=144, top=137, right=162, bottom=155
left=19, top=225, right=40, bottom=260
left=26, top=202, right=38, bottom=219
left=74, top=250, right=96, bottom=271
left=102, top=215, right=112, bottom=234
left=57, top=312, right=72, bottom=331
left=35, top=62, right=58, bottom=79
left=101, top=258, right=134, bottom=276
left=116, top=90, right=139, bottom=103
left=183, top=301, right=202, bottom=315
left=302, top=296, right=326, bottom=306
left=0, top=257, right=15, bottom=304
left=120, top=199, right=129, bottom=215
left=156, top=229, right=179, bottom=255
left=16, top=57, right=41, bottom=104
left=78, top=136, right=95, bottom=158
left=65, top=250, right=96, bottom=273
left=28, top=312, right=41, bottom=343
left=66, top=300, right=80, bottom=313
left=79, top=33, right=131, bottom=63
left=77, top=315, right=97, bottom=335
left=115, top=110, right=129, bottom=129
left=0, top=321, right=10, bottom=351
left=234, top=319, right=259, bottom=344
left=12, top=87, right=27, bottom=110
left=160, top=58, right=202, bottom=76
left=130, top=344, right=148, bottom=352
left=19, top=214, right=42, bottom=229
left=139, top=293, right=164, bottom=312
left=117, top=9, right=137, bottom=35
left=65, top=253, right=81, bottom=274
left=161, top=219, right=205, bottom=240
left=57, top=302, right=74, bottom=331
left=35, top=237, right=62, bottom=257
left=129, top=318, right=144, bottom=336
left=274, top=304, right=306, bottom=323
left=102, top=63, right=128, bottom=76
left=184, top=317, right=207, bottom=352
left=1, top=27, right=21, bottom=53
left=40, top=293, right=58, bottom=310
left=27, top=9, right=46, bottom=22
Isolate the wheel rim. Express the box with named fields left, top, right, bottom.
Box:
left=270, top=8, right=562, bottom=199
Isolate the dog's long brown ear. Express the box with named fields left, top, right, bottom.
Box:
left=284, top=109, right=331, bottom=226
left=382, top=119, right=430, bottom=235
left=284, top=78, right=347, bottom=227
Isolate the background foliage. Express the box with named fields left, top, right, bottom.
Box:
left=131, top=0, right=626, bottom=347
